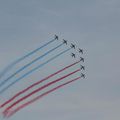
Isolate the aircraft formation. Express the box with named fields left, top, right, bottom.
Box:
left=54, top=35, right=85, bottom=78
left=0, top=35, right=85, bottom=118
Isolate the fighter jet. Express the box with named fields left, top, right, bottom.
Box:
left=54, top=35, right=58, bottom=40
left=63, top=39, right=67, bottom=45
left=71, top=53, right=76, bottom=58
left=80, top=57, right=84, bottom=62
left=80, top=65, right=85, bottom=70
left=71, top=43, right=76, bottom=49
left=79, top=48, right=83, bottom=54
left=81, top=73, right=85, bottom=78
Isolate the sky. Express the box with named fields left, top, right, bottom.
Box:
left=0, top=0, right=120, bottom=120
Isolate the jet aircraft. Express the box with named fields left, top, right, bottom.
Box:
left=71, top=43, right=75, bottom=49
left=80, top=57, right=84, bottom=62
left=81, top=65, right=85, bottom=70
left=63, top=39, right=67, bottom=45
left=71, top=53, right=76, bottom=58
left=54, top=35, right=58, bottom=40
left=79, top=48, right=83, bottom=54
left=81, top=73, right=85, bottom=78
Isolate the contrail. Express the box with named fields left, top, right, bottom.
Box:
left=0, top=48, right=71, bottom=94
left=0, top=60, right=80, bottom=108
left=3, top=69, right=80, bottom=113
left=4, top=76, right=81, bottom=118
left=0, top=38, right=56, bottom=80
left=0, top=43, right=64, bottom=88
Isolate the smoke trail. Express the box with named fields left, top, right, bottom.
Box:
left=4, top=69, right=80, bottom=112
left=0, top=43, right=64, bottom=88
left=0, top=48, right=71, bottom=94
left=1, top=60, right=80, bottom=108
left=0, top=39, right=56, bottom=80
left=4, top=77, right=81, bottom=118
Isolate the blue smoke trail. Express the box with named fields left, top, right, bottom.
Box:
left=0, top=48, right=71, bottom=94
left=0, top=43, right=64, bottom=88
left=0, top=39, right=56, bottom=79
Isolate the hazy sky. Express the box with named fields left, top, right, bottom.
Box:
left=0, top=0, right=120, bottom=120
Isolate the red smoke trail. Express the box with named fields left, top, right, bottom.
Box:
left=5, top=76, right=81, bottom=118
left=3, top=69, right=80, bottom=115
left=1, top=61, right=80, bottom=108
